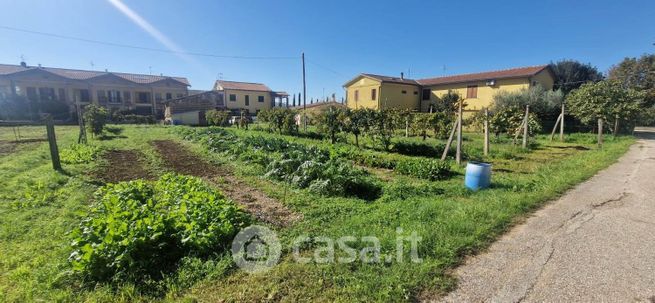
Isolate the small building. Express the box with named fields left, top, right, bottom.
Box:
left=213, top=80, right=289, bottom=115
left=164, top=91, right=225, bottom=125
left=343, top=65, right=555, bottom=113
left=0, top=62, right=190, bottom=119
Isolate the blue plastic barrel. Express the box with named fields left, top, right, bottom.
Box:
left=465, top=162, right=492, bottom=191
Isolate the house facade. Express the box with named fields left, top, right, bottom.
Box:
left=0, top=62, right=190, bottom=119
left=213, top=80, right=288, bottom=114
left=343, top=65, right=555, bottom=112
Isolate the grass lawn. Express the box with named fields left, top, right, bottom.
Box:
left=0, top=124, right=634, bottom=302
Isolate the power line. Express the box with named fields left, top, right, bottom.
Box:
left=0, top=25, right=298, bottom=60
left=307, top=59, right=343, bottom=76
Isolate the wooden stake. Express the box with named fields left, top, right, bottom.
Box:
left=405, top=115, right=409, bottom=137
left=598, top=118, right=604, bottom=148
left=441, top=116, right=458, bottom=161
left=456, top=98, right=463, bottom=164
left=559, top=102, right=565, bottom=141
left=550, top=114, right=562, bottom=141
left=483, top=108, right=489, bottom=156
left=45, top=116, right=61, bottom=171
left=513, top=117, right=525, bottom=144
left=522, top=105, right=529, bottom=149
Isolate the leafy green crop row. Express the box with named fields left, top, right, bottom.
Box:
left=177, top=127, right=382, bottom=199
left=179, top=127, right=455, bottom=182
left=69, top=174, right=250, bottom=283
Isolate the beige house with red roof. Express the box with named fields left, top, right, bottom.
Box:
left=343, top=65, right=555, bottom=112
left=0, top=62, right=190, bottom=118
left=213, top=80, right=288, bottom=114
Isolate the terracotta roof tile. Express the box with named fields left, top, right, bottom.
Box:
left=214, top=80, right=272, bottom=92
left=417, top=65, right=549, bottom=86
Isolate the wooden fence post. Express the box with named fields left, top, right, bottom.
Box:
left=559, top=102, right=565, bottom=141
left=484, top=107, right=489, bottom=156
left=441, top=116, right=458, bottom=161
left=455, top=98, right=463, bottom=164
left=550, top=114, right=562, bottom=141
left=522, top=105, right=529, bottom=149
left=45, top=116, right=62, bottom=171
left=598, top=118, right=604, bottom=148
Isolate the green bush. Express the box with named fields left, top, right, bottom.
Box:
left=69, top=174, right=250, bottom=282
left=83, top=104, right=109, bottom=137
left=60, top=144, right=101, bottom=164
left=205, top=110, right=230, bottom=126
left=395, top=159, right=452, bottom=181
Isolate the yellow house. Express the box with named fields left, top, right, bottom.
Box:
left=344, top=65, right=555, bottom=112
left=213, top=80, right=288, bottom=114
left=342, top=73, right=420, bottom=110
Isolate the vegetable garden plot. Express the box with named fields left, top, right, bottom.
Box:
left=151, top=139, right=301, bottom=226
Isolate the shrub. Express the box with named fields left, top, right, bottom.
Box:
left=60, top=144, right=101, bottom=164
left=83, top=104, right=109, bottom=137
left=205, top=110, right=230, bottom=126
left=69, top=174, right=250, bottom=282
left=395, top=159, right=452, bottom=181
left=258, top=108, right=297, bottom=134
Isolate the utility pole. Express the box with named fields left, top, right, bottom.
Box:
left=302, top=52, right=307, bottom=132
left=560, top=102, right=565, bottom=141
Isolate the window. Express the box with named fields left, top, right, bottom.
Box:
left=123, top=91, right=131, bottom=103
left=26, top=87, right=37, bottom=101
left=79, top=89, right=90, bottom=102
left=166, top=93, right=172, bottom=100
left=413, top=91, right=418, bottom=95
left=354, top=90, right=359, bottom=101
left=137, top=92, right=150, bottom=103
left=39, top=87, right=56, bottom=101
left=422, top=89, right=431, bottom=101
left=108, top=90, right=121, bottom=103
left=229, top=94, right=236, bottom=101
left=97, top=90, right=107, bottom=103
left=58, top=88, right=66, bottom=101
left=245, top=95, right=250, bottom=106
left=371, top=88, right=377, bottom=100
left=155, top=93, right=163, bottom=101
left=466, top=85, right=478, bottom=98
left=401, top=90, right=407, bottom=94
left=258, top=95, right=264, bottom=103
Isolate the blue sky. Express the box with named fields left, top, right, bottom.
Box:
left=0, top=0, right=653, bottom=99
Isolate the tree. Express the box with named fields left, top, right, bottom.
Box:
left=567, top=80, right=645, bottom=135
left=411, top=113, right=434, bottom=140
left=83, top=104, right=109, bottom=137
left=258, top=108, right=297, bottom=133
left=549, top=60, right=604, bottom=94
left=0, top=94, right=31, bottom=120
left=315, top=106, right=344, bottom=144
left=608, top=54, right=655, bottom=124
left=342, top=108, right=368, bottom=147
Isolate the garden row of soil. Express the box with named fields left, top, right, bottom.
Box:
left=94, top=150, right=154, bottom=183
left=151, top=140, right=301, bottom=227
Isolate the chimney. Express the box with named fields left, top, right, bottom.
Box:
left=400, top=72, right=404, bottom=80
left=20, top=61, right=27, bottom=68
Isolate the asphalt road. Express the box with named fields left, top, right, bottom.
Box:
left=437, top=128, right=655, bottom=303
